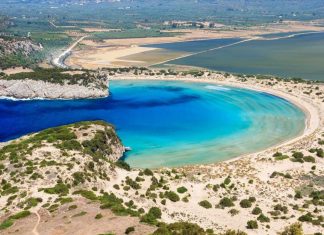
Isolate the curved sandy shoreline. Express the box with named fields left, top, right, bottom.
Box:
left=109, top=75, right=321, bottom=167
left=0, top=74, right=321, bottom=167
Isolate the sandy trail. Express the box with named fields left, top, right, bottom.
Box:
left=32, top=211, right=41, bottom=235
left=52, top=36, right=87, bottom=68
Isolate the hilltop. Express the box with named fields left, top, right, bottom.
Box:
left=0, top=36, right=42, bottom=70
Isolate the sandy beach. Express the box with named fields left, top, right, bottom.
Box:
left=108, top=73, right=321, bottom=157
left=105, top=72, right=324, bottom=234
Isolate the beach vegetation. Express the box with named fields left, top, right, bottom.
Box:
left=0, top=210, right=31, bottom=230
left=273, top=152, right=289, bottom=160
left=274, top=204, right=288, bottom=214
left=125, top=177, right=141, bottom=190
left=257, top=213, right=270, bottom=223
left=72, top=211, right=87, bottom=217
left=239, top=199, right=252, bottom=208
left=0, top=219, right=14, bottom=230
left=148, top=207, right=162, bottom=219
left=303, top=156, right=315, bottom=163
left=294, top=191, right=303, bottom=199
left=56, top=197, right=73, bottom=205
left=252, top=207, right=262, bottom=215
left=246, top=220, right=258, bottom=229
left=115, top=161, right=131, bottom=171
left=143, top=168, right=154, bottom=176
left=42, top=183, right=69, bottom=196
left=73, top=190, right=97, bottom=201
left=125, top=226, right=135, bottom=234
left=219, top=197, right=234, bottom=208
left=140, top=207, right=161, bottom=225
left=68, top=205, right=77, bottom=210
left=298, top=212, right=313, bottom=222
left=164, top=191, right=180, bottom=202
left=152, top=222, right=205, bottom=235
left=198, top=200, right=212, bottom=209
left=177, top=186, right=188, bottom=194
left=221, top=230, right=247, bottom=235
left=229, top=209, right=239, bottom=216
left=279, top=223, right=303, bottom=235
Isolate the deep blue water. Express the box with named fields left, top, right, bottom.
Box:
left=0, top=80, right=305, bottom=168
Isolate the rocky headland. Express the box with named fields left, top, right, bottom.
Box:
left=0, top=68, right=109, bottom=99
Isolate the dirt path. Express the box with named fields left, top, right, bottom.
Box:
left=32, top=211, right=40, bottom=235
left=52, top=36, right=87, bottom=68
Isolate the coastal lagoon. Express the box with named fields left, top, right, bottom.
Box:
left=0, top=80, right=305, bottom=168
left=151, top=32, right=324, bottom=81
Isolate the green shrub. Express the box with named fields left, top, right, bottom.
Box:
left=143, top=168, right=153, bottom=176
left=152, top=222, right=205, bottom=235
left=220, top=230, right=248, bottom=235
left=298, top=213, right=313, bottom=222
left=125, top=177, right=141, bottom=190
left=0, top=210, right=31, bottom=229
left=295, top=191, right=303, bottom=199
left=279, top=223, right=303, bottom=235
left=246, top=220, right=258, bottom=229
left=252, top=207, right=262, bottom=215
left=43, top=183, right=69, bottom=196
left=9, top=210, right=31, bottom=220
left=148, top=207, right=162, bottom=219
left=95, top=213, right=103, bottom=219
left=257, top=214, right=270, bottom=223
left=224, top=176, right=231, bottom=185
left=0, top=219, right=13, bottom=230
left=72, top=172, right=85, bottom=185
left=239, top=199, right=252, bottom=208
left=73, top=190, right=97, bottom=201
left=219, top=197, right=234, bottom=208
left=125, top=226, right=135, bottom=234
left=292, top=152, right=304, bottom=159
left=274, top=204, right=288, bottom=214
left=115, top=161, right=131, bottom=171
left=165, top=191, right=180, bottom=202
left=199, top=200, right=212, bottom=209
left=177, top=186, right=188, bottom=194
left=229, top=209, right=239, bottom=216
left=303, top=156, right=315, bottom=163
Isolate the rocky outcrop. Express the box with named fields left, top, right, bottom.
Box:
left=0, top=37, right=42, bottom=57
left=0, top=69, right=110, bottom=99
left=0, top=79, right=109, bottom=99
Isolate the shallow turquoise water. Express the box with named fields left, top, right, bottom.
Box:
left=154, top=32, right=324, bottom=81
left=0, top=80, right=305, bottom=168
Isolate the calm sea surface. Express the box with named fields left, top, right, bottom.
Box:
left=151, top=32, right=324, bottom=81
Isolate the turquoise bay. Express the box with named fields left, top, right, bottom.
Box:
left=0, top=80, right=305, bottom=168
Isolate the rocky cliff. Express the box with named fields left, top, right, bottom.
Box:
left=0, top=69, right=109, bottom=99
